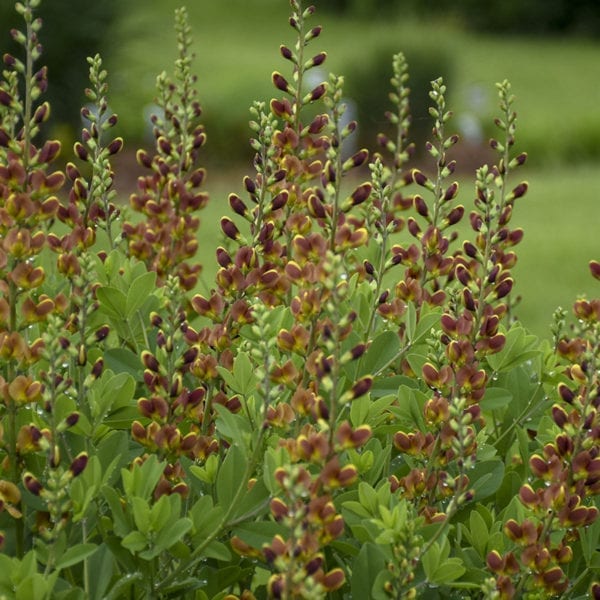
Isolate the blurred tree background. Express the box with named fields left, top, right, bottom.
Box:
left=0, top=0, right=118, bottom=138
left=316, top=0, right=600, bottom=35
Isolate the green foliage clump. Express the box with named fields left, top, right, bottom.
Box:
left=0, top=1, right=599, bottom=599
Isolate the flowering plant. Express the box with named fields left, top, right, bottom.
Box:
left=0, top=1, right=599, bottom=598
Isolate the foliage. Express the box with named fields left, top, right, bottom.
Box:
left=0, top=1, right=599, bottom=599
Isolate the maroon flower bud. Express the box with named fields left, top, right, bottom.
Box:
left=158, top=136, right=172, bottom=155
left=0, top=89, right=12, bottom=106
left=136, top=149, right=152, bottom=168
left=590, top=260, right=600, bottom=281
left=74, top=142, right=88, bottom=161
left=271, top=190, right=288, bottom=211
left=307, top=25, right=322, bottom=39
left=3, top=53, right=16, bottom=67
left=107, top=137, right=123, bottom=155
left=508, top=228, right=524, bottom=245
left=494, top=278, right=513, bottom=299
left=91, top=358, right=103, bottom=379
left=486, top=550, right=504, bottom=572
left=271, top=169, right=286, bottom=183
left=463, top=289, right=476, bottom=311
left=310, top=51, right=327, bottom=67
left=455, top=264, right=471, bottom=286
left=23, top=473, right=43, bottom=496
left=414, top=195, right=428, bottom=217
left=511, top=182, right=528, bottom=200
left=216, top=247, right=232, bottom=268
left=351, top=376, right=373, bottom=399
left=33, top=101, right=49, bottom=124
left=411, top=169, right=429, bottom=187
left=446, top=205, right=464, bottom=226
left=305, top=83, right=326, bottom=103
left=142, top=351, right=160, bottom=372
left=270, top=98, right=292, bottom=118
left=308, top=194, right=327, bottom=219
left=67, top=412, right=81, bottom=431
left=272, top=71, right=291, bottom=93
left=407, top=217, right=421, bottom=238
left=510, top=152, right=527, bottom=168
left=221, top=217, right=240, bottom=240
left=350, top=182, right=371, bottom=206
left=70, top=452, right=88, bottom=477
left=280, top=44, right=294, bottom=61
left=95, top=325, right=110, bottom=341
left=363, top=260, right=375, bottom=276
left=243, top=176, right=256, bottom=195
left=443, top=181, right=459, bottom=202
left=350, top=343, right=367, bottom=360
left=463, top=241, right=478, bottom=258
left=228, top=193, right=248, bottom=217
left=343, top=149, right=369, bottom=171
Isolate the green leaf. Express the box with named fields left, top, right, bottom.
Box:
left=428, top=559, right=466, bottom=584
left=350, top=394, right=369, bottom=428
left=411, top=304, right=441, bottom=344
left=423, top=539, right=466, bottom=585
left=232, top=351, right=257, bottom=396
left=203, top=540, right=232, bottom=562
left=145, top=518, right=192, bottom=558
left=126, top=271, right=156, bottom=317
left=89, top=544, right=115, bottom=600
left=102, top=406, right=140, bottom=429
left=357, top=481, right=379, bottom=516
left=121, top=531, right=147, bottom=554
left=405, top=301, right=417, bottom=342
left=56, top=544, right=98, bottom=570
left=351, top=543, right=387, bottom=599
left=361, top=330, right=401, bottom=375
left=468, top=509, right=489, bottom=557
left=131, top=497, right=151, bottom=535
left=190, top=496, right=224, bottom=539
left=149, top=494, right=173, bottom=532
left=71, top=456, right=101, bottom=521
left=122, top=454, right=164, bottom=500
left=214, top=403, right=252, bottom=445
left=233, top=521, right=287, bottom=549
left=480, top=387, right=513, bottom=412
left=96, top=286, right=127, bottom=320
left=579, top=512, right=600, bottom=565
left=388, top=386, right=427, bottom=431
left=470, top=459, right=505, bottom=501
left=216, top=444, right=247, bottom=509
left=230, top=477, right=270, bottom=521
left=15, top=573, right=55, bottom=600
left=102, top=486, right=131, bottom=537
left=365, top=442, right=390, bottom=486
left=103, top=348, right=142, bottom=379
left=404, top=350, right=428, bottom=378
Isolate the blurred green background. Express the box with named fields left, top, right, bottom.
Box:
left=1, top=0, right=599, bottom=338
